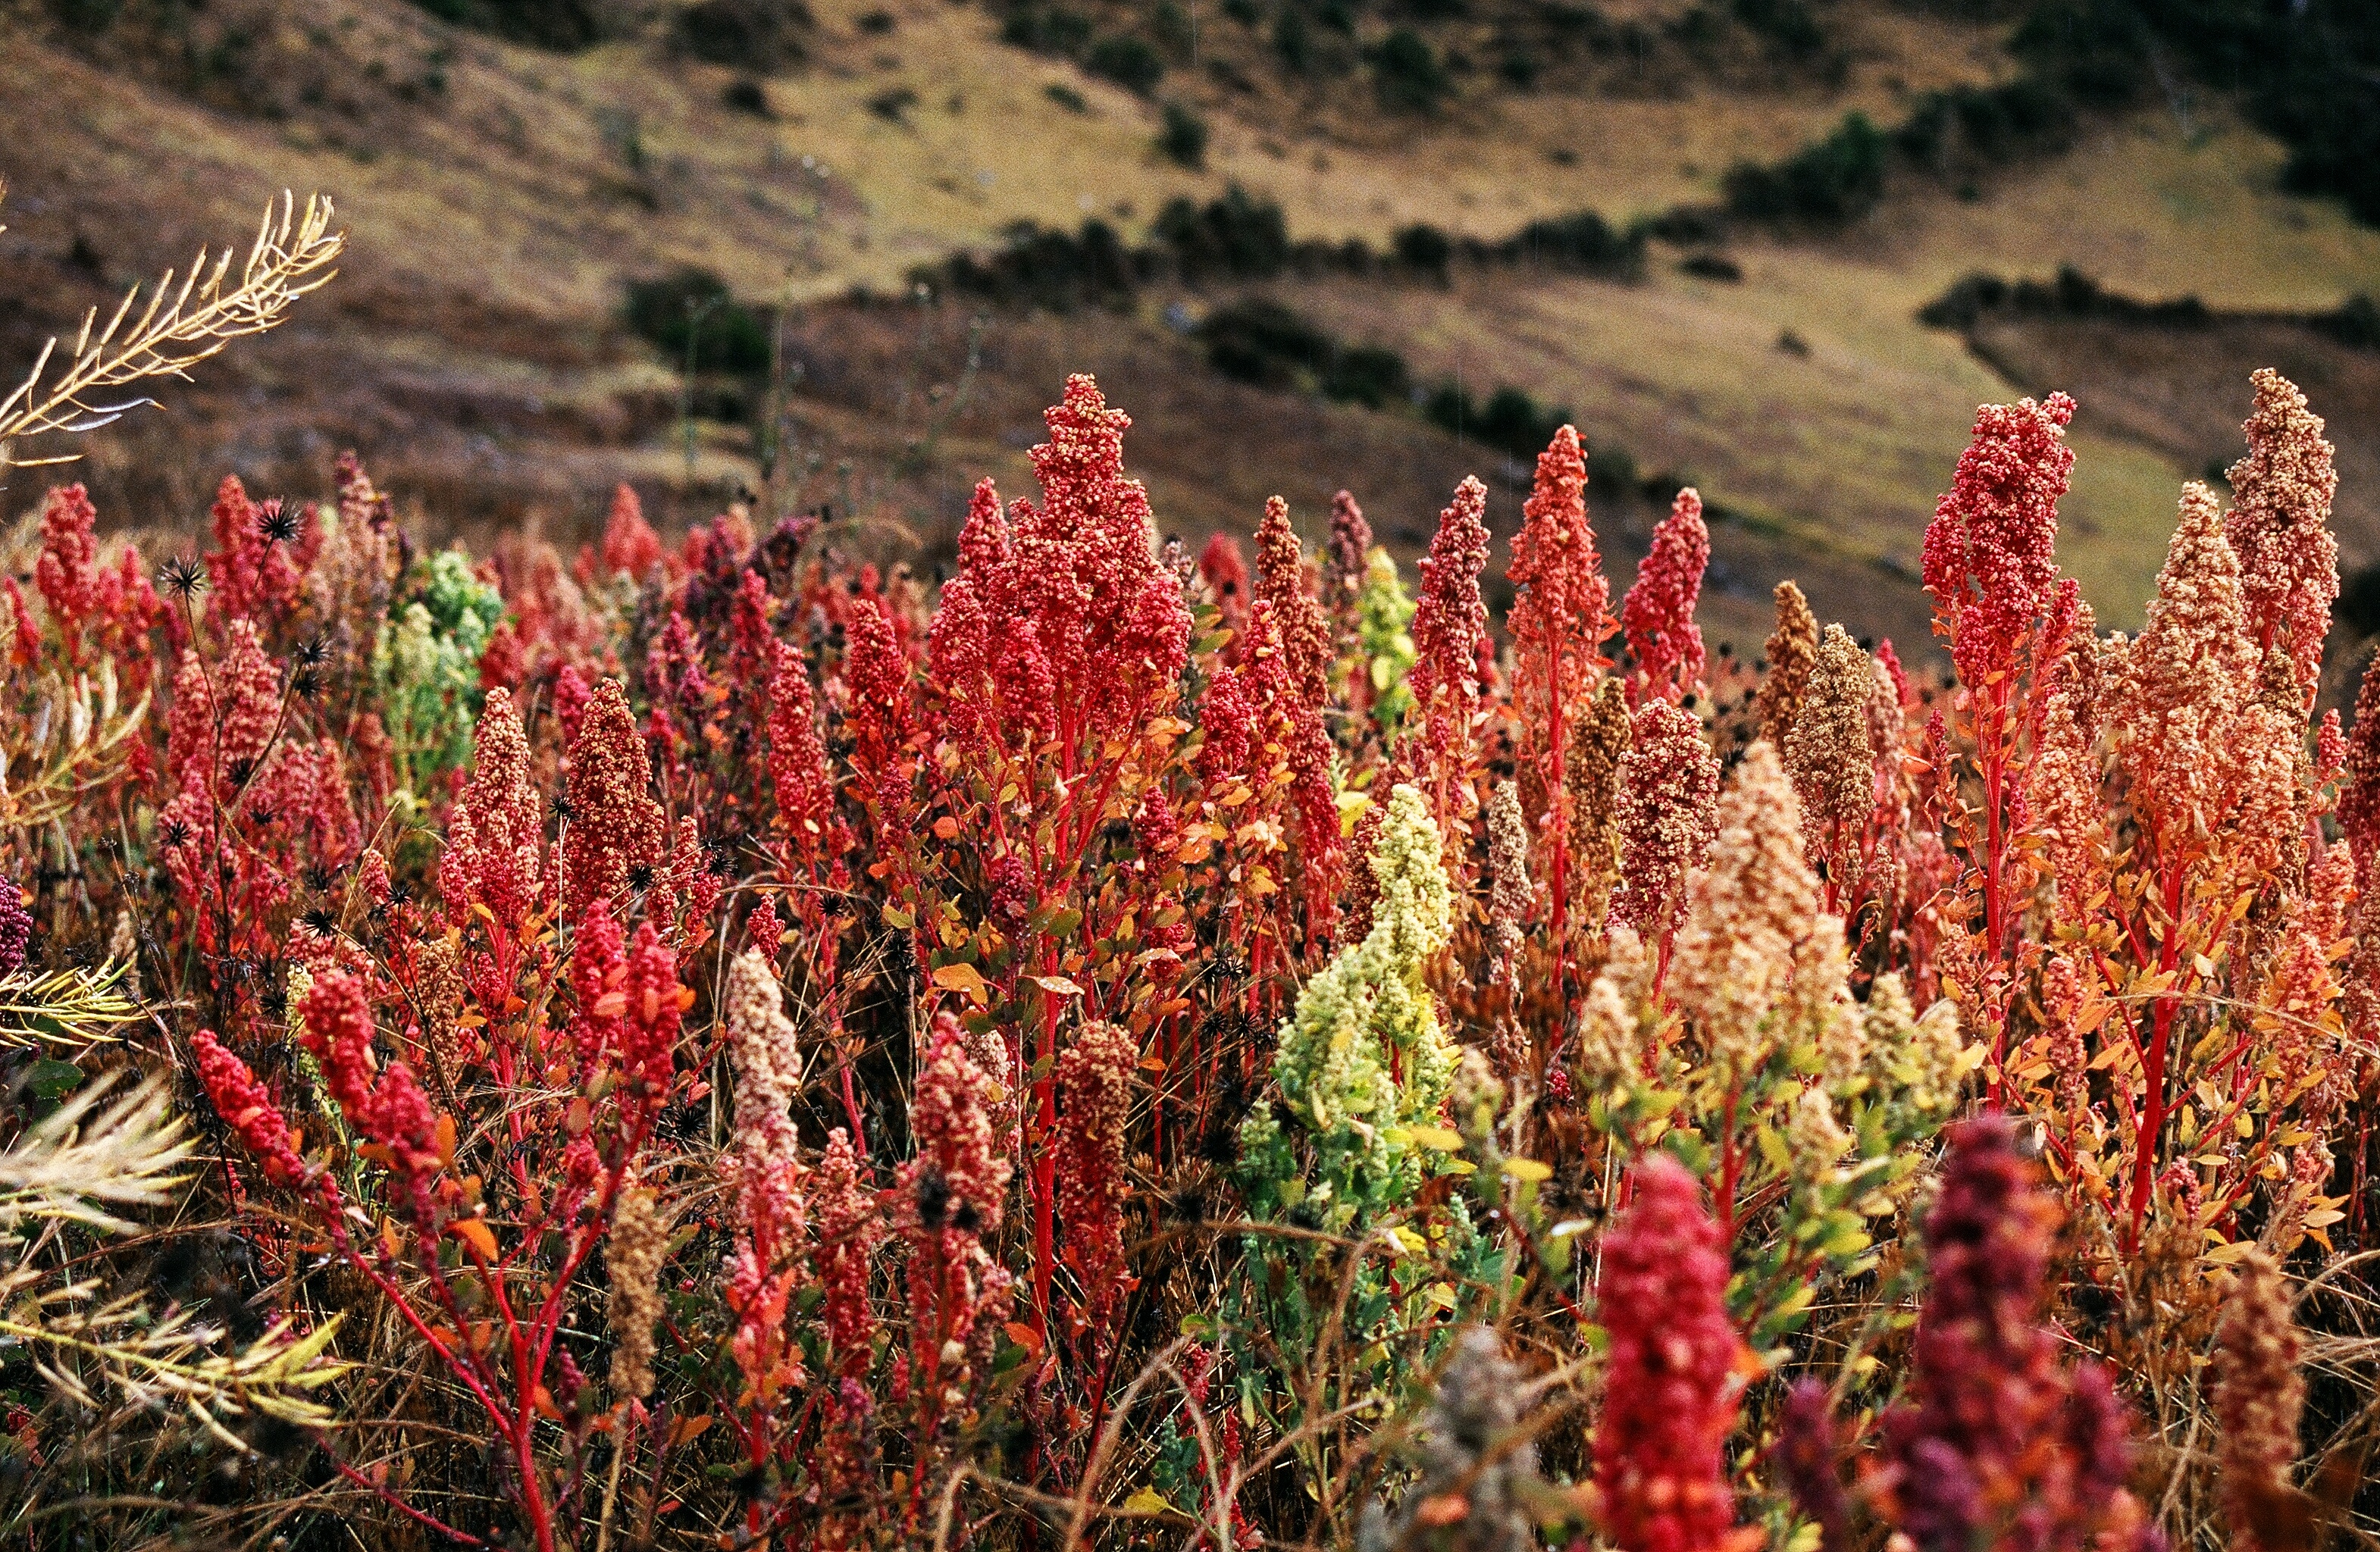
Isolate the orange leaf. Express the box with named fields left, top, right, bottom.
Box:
left=931, top=962, right=991, bottom=1005
left=665, top=1413, right=715, bottom=1449
left=449, top=1217, right=500, bottom=1262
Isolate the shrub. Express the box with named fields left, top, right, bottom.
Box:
left=1724, top=110, right=1889, bottom=224
left=1001, top=3, right=1094, bottom=55
left=622, top=268, right=773, bottom=375
left=1371, top=27, right=1451, bottom=112
left=1086, top=34, right=1166, bottom=92
left=1392, top=223, right=1455, bottom=283
left=405, top=0, right=624, bottom=49
left=1157, top=100, right=1210, bottom=167
left=672, top=0, right=814, bottom=70
left=1151, top=183, right=1292, bottom=280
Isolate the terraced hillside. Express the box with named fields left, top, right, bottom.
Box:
left=2, top=0, right=2375, bottom=660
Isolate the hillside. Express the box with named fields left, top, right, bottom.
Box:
left=2, top=0, right=2377, bottom=661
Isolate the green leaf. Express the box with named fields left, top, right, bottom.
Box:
left=23, top=1059, right=83, bottom=1102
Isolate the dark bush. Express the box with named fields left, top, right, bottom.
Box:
left=1679, top=252, right=1743, bottom=282
left=936, top=220, right=1140, bottom=311
left=1159, top=102, right=1210, bottom=168
left=406, top=0, right=621, bottom=49
left=1322, top=344, right=1412, bottom=409
left=1198, top=299, right=1334, bottom=389
left=1087, top=35, right=1166, bottom=92
left=2316, top=295, right=2380, bottom=351
left=1392, top=224, right=1455, bottom=283
left=856, top=8, right=896, bottom=32
left=1915, top=266, right=2211, bottom=331
left=1273, top=8, right=1314, bottom=71
left=673, top=0, right=814, bottom=70
left=722, top=78, right=773, bottom=116
left=1723, top=111, right=1888, bottom=224
left=1733, top=0, right=1823, bottom=56
left=1002, top=5, right=1094, bottom=55
left=1151, top=186, right=1292, bottom=281
left=623, top=270, right=773, bottom=376
left=1045, top=82, right=1088, bottom=111
left=1425, top=381, right=1570, bottom=458
left=1371, top=29, right=1451, bottom=112
left=1498, top=209, right=1646, bottom=277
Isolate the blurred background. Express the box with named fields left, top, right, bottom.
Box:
left=1, top=0, right=2375, bottom=664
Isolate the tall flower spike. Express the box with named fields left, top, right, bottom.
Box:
left=1921, top=393, right=2075, bottom=687
left=1753, top=580, right=1819, bottom=749
left=1564, top=675, right=1631, bottom=937
left=1786, top=625, right=1877, bottom=862
left=1595, top=1154, right=1746, bottom=1552
left=561, top=678, right=666, bottom=916
left=899, top=1012, right=1015, bottom=1399
left=1326, top=487, right=1373, bottom=624
left=1055, top=1021, right=1137, bottom=1353
left=601, top=482, right=665, bottom=582
left=810, top=1129, right=884, bottom=1372
left=1509, top=426, right=1613, bottom=751
left=2117, top=483, right=2284, bottom=872
left=1620, top=487, right=1710, bottom=706
left=191, top=1029, right=306, bottom=1185
left=725, top=948, right=807, bottom=1405
left=2334, top=649, right=2380, bottom=886
left=769, top=640, right=841, bottom=875
left=1668, top=742, right=1821, bottom=1079
left=1267, top=784, right=1457, bottom=1173
left=606, top=1187, right=670, bottom=1400
left=441, top=687, right=546, bottom=936
left=1877, top=1112, right=2142, bottom=1552
left=1486, top=781, right=1531, bottom=980
left=928, top=377, right=1191, bottom=757
left=1408, top=477, right=1493, bottom=825
left=1255, top=496, right=1332, bottom=707
left=1611, top=700, right=1721, bottom=958
left=2213, top=1250, right=2305, bottom=1552
left=2224, top=369, right=2337, bottom=706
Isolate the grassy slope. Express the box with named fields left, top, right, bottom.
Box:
left=1, top=0, right=2375, bottom=649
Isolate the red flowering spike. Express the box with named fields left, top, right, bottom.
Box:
left=561, top=678, right=665, bottom=916
left=1410, top=476, right=1493, bottom=825
left=2223, top=369, right=2337, bottom=706
left=1621, top=487, right=1710, bottom=706
left=769, top=640, right=838, bottom=875
left=2338, top=650, right=2380, bottom=887
left=441, top=687, right=547, bottom=937
left=844, top=589, right=918, bottom=837
left=191, top=1029, right=306, bottom=1185
left=1594, top=1153, right=1746, bottom=1552
left=810, top=1128, right=884, bottom=1372
left=1055, top=1021, right=1137, bottom=1358
left=1326, top=487, right=1374, bottom=619
left=1199, top=532, right=1251, bottom=640
left=1879, top=1112, right=2145, bottom=1552
left=1255, top=496, right=1332, bottom=706
left=1612, top=699, right=1721, bottom=959
left=601, top=483, right=664, bottom=581
left=1920, top=393, right=2075, bottom=688
left=1509, top=424, right=1613, bottom=730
